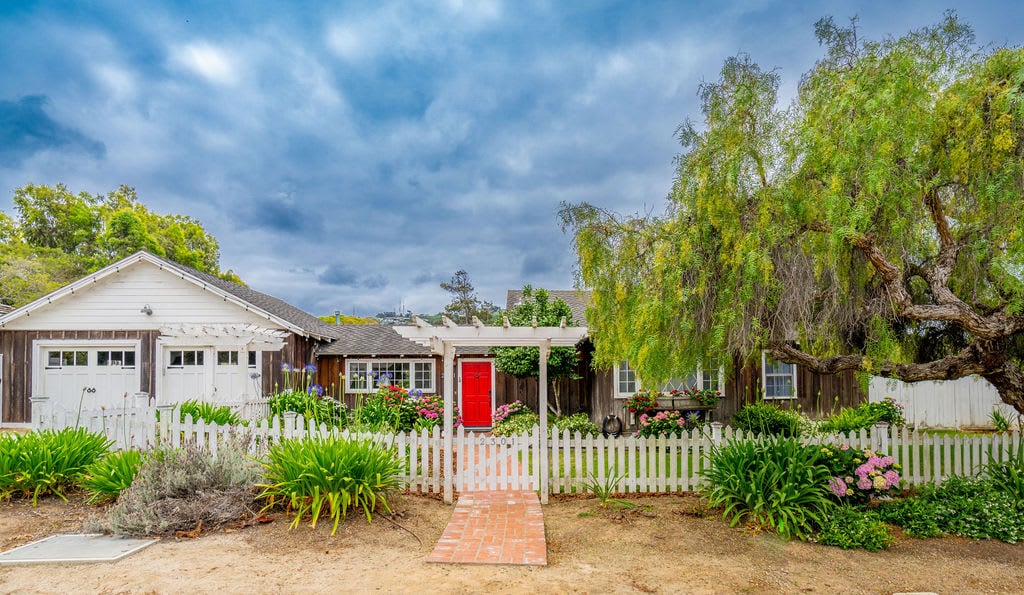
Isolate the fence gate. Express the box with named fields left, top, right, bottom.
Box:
left=455, top=427, right=538, bottom=492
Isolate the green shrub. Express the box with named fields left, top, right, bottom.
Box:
left=96, top=440, right=260, bottom=537
left=701, top=436, right=834, bottom=539
left=820, top=397, right=906, bottom=435
left=911, top=476, right=1024, bottom=542
left=259, top=436, right=403, bottom=534
left=80, top=449, right=146, bottom=504
left=731, top=403, right=802, bottom=437
left=985, top=440, right=1024, bottom=506
left=552, top=413, right=600, bottom=437
left=816, top=506, right=894, bottom=551
left=269, top=389, right=347, bottom=428
left=178, top=399, right=243, bottom=426
left=492, top=412, right=540, bottom=436
left=0, top=428, right=111, bottom=504
left=875, top=497, right=943, bottom=538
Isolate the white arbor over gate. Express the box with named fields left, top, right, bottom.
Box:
left=395, top=316, right=588, bottom=503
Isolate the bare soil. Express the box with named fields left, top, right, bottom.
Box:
left=1, top=492, right=1023, bottom=594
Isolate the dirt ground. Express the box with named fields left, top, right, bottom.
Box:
left=1, top=492, right=1023, bottom=594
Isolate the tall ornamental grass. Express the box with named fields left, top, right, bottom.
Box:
left=0, top=428, right=111, bottom=504
left=259, top=436, right=404, bottom=534
left=701, top=436, right=834, bottom=540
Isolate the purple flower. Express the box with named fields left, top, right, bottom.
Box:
left=828, top=477, right=847, bottom=497
left=308, top=383, right=324, bottom=396
left=281, top=363, right=291, bottom=371
left=856, top=477, right=873, bottom=490
left=304, top=364, right=317, bottom=374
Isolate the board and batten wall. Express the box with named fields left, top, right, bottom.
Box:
left=869, top=375, right=1018, bottom=429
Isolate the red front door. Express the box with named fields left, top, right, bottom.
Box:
left=461, top=361, right=493, bottom=427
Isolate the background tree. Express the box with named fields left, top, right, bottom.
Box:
left=561, top=14, right=1024, bottom=412
left=1, top=183, right=241, bottom=307
left=440, top=270, right=495, bottom=324
left=492, top=286, right=580, bottom=416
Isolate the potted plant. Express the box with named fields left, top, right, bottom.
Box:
left=623, top=389, right=660, bottom=416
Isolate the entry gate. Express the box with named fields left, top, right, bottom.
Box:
left=455, top=427, right=539, bottom=491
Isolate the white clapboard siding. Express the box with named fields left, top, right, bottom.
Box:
left=3, top=260, right=283, bottom=331
left=869, top=375, right=1019, bottom=429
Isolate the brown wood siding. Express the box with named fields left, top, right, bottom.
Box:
left=0, top=329, right=161, bottom=424
left=492, top=345, right=595, bottom=419
left=261, top=335, right=322, bottom=396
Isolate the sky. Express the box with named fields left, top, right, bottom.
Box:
left=1, top=1, right=1022, bottom=318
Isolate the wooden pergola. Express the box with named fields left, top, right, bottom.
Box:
left=394, top=316, right=588, bottom=503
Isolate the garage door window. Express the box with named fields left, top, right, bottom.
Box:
left=47, top=350, right=87, bottom=368
left=168, top=350, right=204, bottom=368
left=217, top=351, right=239, bottom=365
left=97, top=350, right=136, bottom=368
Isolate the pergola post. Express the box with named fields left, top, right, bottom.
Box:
left=442, top=340, right=455, bottom=504
left=538, top=339, right=550, bottom=504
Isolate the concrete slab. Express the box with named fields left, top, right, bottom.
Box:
left=0, top=534, right=158, bottom=565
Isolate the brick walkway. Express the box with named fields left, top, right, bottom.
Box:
left=426, top=491, right=547, bottom=566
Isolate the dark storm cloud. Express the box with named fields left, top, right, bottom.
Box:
left=318, top=264, right=359, bottom=286
left=0, top=95, right=105, bottom=165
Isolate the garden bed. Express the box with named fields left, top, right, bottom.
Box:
left=1, top=492, right=1021, bottom=593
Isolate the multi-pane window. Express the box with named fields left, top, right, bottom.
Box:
left=248, top=351, right=257, bottom=368
left=217, top=351, right=239, bottom=365
left=168, top=350, right=204, bottom=368
left=614, top=360, right=723, bottom=397
left=345, top=360, right=435, bottom=393
left=616, top=361, right=638, bottom=397
left=97, top=350, right=136, bottom=368
left=47, top=351, right=87, bottom=368
left=762, top=351, right=797, bottom=399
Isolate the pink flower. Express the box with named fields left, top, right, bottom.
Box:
left=856, top=477, right=873, bottom=490
left=840, top=444, right=850, bottom=451
left=828, top=477, right=847, bottom=497
left=883, top=470, right=899, bottom=487
left=856, top=463, right=872, bottom=478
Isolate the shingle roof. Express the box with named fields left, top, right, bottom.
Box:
left=317, top=324, right=433, bottom=356
left=505, top=289, right=590, bottom=325
left=147, top=253, right=343, bottom=340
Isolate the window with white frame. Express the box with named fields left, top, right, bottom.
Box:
left=345, top=359, right=436, bottom=393
left=217, top=350, right=239, bottom=365
left=168, top=350, right=204, bottom=368
left=613, top=360, right=723, bottom=398
left=97, top=350, right=136, bottom=368
left=47, top=350, right=87, bottom=368
left=761, top=351, right=797, bottom=399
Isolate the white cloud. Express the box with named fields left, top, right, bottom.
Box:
left=168, top=41, right=240, bottom=85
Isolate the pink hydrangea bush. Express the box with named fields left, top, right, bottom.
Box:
left=819, top=444, right=901, bottom=503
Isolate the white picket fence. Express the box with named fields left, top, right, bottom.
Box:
left=31, top=400, right=1022, bottom=495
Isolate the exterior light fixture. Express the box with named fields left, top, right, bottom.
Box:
left=140, top=304, right=153, bottom=315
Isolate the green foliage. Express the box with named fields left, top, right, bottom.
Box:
left=491, top=287, right=580, bottom=410
left=623, top=389, right=660, bottom=415
left=819, top=445, right=901, bottom=504
left=989, top=409, right=1013, bottom=432
left=269, top=390, right=346, bottom=428
left=440, top=269, right=495, bottom=324
left=815, top=506, right=894, bottom=551
left=731, top=403, right=802, bottom=437
left=701, top=436, right=834, bottom=540
left=551, top=413, right=600, bottom=437
left=492, top=412, right=540, bottom=437
left=258, top=436, right=403, bottom=534
left=1, top=183, right=239, bottom=307
left=560, top=15, right=1024, bottom=412
left=874, top=497, right=944, bottom=538
left=984, top=440, right=1024, bottom=506
left=891, top=476, right=1024, bottom=542
left=317, top=313, right=378, bottom=325
left=582, top=466, right=632, bottom=508
left=820, top=398, right=907, bottom=434
left=178, top=399, right=243, bottom=426
left=0, top=428, right=111, bottom=504
left=80, top=449, right=145, bottom=504
left=97, top=440, right=260, bottom=537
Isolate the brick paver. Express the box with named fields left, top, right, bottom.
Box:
left=426, top=491, right=547, bottom=566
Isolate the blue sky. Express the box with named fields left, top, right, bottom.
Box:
left=1, top=1, right=1021, bottom=317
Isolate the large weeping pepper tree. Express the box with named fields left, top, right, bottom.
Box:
left=561, top=13, right=1024, bottom=413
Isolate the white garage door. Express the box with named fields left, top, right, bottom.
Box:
left=38, top=344, right=141, bottom=413
left=161, top=346, right=258, bottom=405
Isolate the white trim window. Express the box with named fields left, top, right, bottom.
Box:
left=345, top=359, right=436, bottom=393
left=97, top=350, right=136, bottom=368
left=614, top=360, right=723, bottom=398
left=761, top=351, right=798, bottom=399
left=46, top=350, right=88, bottom=368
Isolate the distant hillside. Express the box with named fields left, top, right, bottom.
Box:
left=318, top=314, right=378, bottom=325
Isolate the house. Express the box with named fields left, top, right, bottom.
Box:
left=501, top=289, right=866, bottom=431
left=0, top=251, right=340, bottom=425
